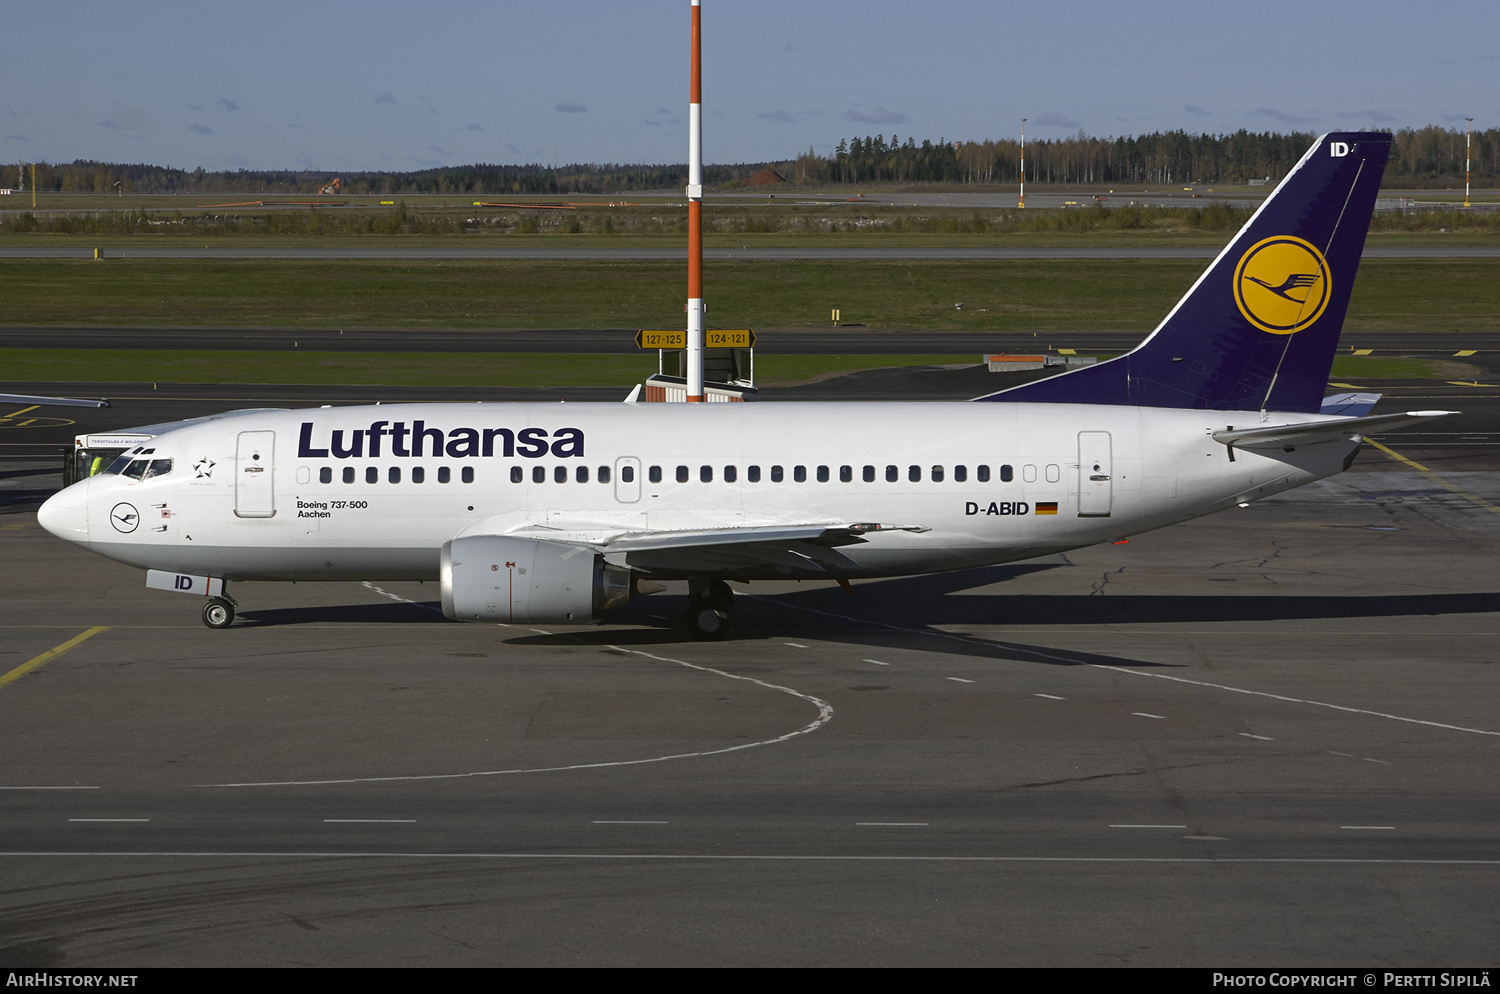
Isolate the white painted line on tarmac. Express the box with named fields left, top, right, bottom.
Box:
left=1330, top=751, right=1353, bottom=757
left=10, top=851, right=1500, bottom=865
left=594, top=820, right=669, bottom=825
left=212, top=645, right=834, bottom=787
left=0, top=786, right=100, bottom=790
left=1110, top=824, right=1188, bottom=829
left=68, top=819, right=148, bottom=823
left=750, top=597, right=1500, bottom=737
left=1364, top=758, right=1391, bottom=764
left=863, top=658, right=890, bottom=666
left=1341, top=826, right=1395, bottom=830
left=1132, top=712, right=1166, bottom=719
left=1035, top=693, right=1065, bottom=700
left=323, top=819, right=416, bottom=824
left=1239, top=733, right=1274, bottom=741
left=857, top=823, right=929, bottom=827
left=947, top=677, right=975, bottom=684
left=784, top=642, right=808, bottom=648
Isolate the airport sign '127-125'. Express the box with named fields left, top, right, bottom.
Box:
left=636, top=329, right=755, bottom=349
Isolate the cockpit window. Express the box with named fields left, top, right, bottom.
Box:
left=103, top=454, right=134, bottom=475
left=143, top=459, right=173, bottom=479
left=120, top=460, right=149, bottom=480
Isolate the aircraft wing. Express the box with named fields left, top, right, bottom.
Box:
left=1212, top=410, right=1456, bottom=449
left=500, top=520, right=929, bottom=576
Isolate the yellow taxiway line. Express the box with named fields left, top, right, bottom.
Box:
left=0, top=627, right=110, bottom=691
left=1365, top=438, right=1500, bottom=518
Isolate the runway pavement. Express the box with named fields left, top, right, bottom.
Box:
left=2, top=362, right=1499, bottom=966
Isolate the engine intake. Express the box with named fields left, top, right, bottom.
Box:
left=441, top=535, right=631, bottom=624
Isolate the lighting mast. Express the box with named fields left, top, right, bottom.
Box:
left=685, top=0, right=705, bottom=402
left=1018, top=118, right=1027, bottom=209
left=1465, top=118, right=1473, bottom=208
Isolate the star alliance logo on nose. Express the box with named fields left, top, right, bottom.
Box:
left=1233, top=235, right=1331, bottom=335
left=193, top=457, right=215, bottom=479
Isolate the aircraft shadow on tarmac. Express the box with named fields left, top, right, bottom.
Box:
left=234, top=564, right=1500, bottom=669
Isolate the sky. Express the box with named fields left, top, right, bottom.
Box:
left=1, top=1, right=1495, bottom=172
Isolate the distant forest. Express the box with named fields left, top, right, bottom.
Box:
left=1, top=126, right=1493, bottom=195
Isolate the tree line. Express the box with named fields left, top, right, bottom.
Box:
left=1, top=125, right=1493, bottom=195
left=795, top=126, right=1498, bottom=187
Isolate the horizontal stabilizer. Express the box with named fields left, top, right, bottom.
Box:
left=1212, top=410, right=1455, bottom=449
left=1319, top=392, right=1382, bottom=417
left=0, top=392, right=109, bottom=409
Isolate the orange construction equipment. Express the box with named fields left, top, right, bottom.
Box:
left=318, top=177, right=342, bottom=195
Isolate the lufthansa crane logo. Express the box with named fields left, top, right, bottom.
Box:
left=109, top=502, right=140, bottom=534
left=1233, top=235, right=1331, bottom=335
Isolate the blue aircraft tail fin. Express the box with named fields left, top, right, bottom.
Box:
left=977, top=132, right=1391, bottom=413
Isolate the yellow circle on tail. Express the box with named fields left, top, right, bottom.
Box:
left=1233, top=235, right=1331, bottom=335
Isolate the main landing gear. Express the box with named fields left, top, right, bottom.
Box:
left=202, top=592, right=237, bottom=629
left=685, top=578, right=733, bottom=641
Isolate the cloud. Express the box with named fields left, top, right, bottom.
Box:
left=217, top=98, right=239, bottom=112
left=1252, top=106, right=1311, bottom=125
left=842, top=107, right=907, bottom=125
left=4, top=134, right=27, bottom=141
left=1031, top=112, right=1080, bottom=129
left=4, top=104, right=14, bottom=117
left=644, top=120, right=660, bottom=126
left=783, top=44, right=798, bottom=53
left=189, top=123, right=214, bottom=135
left=1182, top=104, right=1211, bottom=117
left=465, top=123, right=482, bottom=131
left=227, top=155, right=248, bottom=167
left=758, top=110, right=795, bottom=123
left=555, top=102, right=587, bottom=113
left=374, top=92, right=397, bottom=105
left=658, top=108, right=671, bottom=116
left=97, top=119, right=120, bottom=130
left=427, top=145, right=451, bottom=156
left=506, top=144, right=520, bottom=155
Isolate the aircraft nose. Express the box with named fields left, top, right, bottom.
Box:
left=38, top=479, right=90, bottom=544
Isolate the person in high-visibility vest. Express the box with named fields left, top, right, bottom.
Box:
left=90, top=455, right=104, bottom=476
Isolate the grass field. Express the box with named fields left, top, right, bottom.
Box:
left=0, top=257, right=1495, bottom=333
left=0, top=348, right=1462, bottom=389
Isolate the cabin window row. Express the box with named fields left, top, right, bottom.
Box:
left=318, top=465, right=476, bottom=485
left=312, top=462, right=1059, bottom=487
left=642, top=464, right=1003, bottom=484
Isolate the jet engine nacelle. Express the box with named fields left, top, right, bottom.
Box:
left=440, top=535, right=631, bottom=624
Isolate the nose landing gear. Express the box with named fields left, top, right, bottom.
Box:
left=202, top=593, right=237, bottom=629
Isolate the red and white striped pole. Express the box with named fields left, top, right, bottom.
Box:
left=1018, top=117, right=1026, bottom=209
left=685, top=0, right=705, bottom=402
left=1465, top=118, right=1473, bottom=209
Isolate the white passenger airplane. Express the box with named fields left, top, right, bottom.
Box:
left=37, top=132, right=1452, bottom=638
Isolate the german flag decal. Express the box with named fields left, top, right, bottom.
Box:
left=1035, top=502, right=1058, bottom=515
